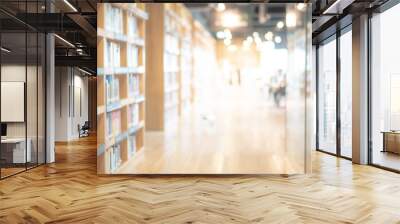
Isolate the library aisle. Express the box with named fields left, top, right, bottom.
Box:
left=118, top=82, right=303, bottom=174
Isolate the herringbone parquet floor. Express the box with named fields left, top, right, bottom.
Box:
left=1, top=136, right=400, bottom=223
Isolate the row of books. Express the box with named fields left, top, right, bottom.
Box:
left=105, top=75, right=120, bottom=104
left=128, top=104, right=140, bottom=127
left=165, top=72, right=178, bottom=91
left=164, top=13, right=179, bottom=34
left=105, top=41, right=121, bottom=68
left=105, top=4, right=123, bottom=34
left=127, top=135, right=137, bottom=159
left=165, top=34, right=179, bottom=54
left=128, top=74, right=141, bottom=97
left=109, top=144, right=122, bottom=173
left=127, top=45, right=139, bottom=68
left=127, top=16, right=139, bottom=37
left=165, top=91, right=179, bottom=108
left=164, top=53, right=179, bottom=72
left=106, top=110, right=121, bottom=138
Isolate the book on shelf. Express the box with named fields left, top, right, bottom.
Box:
left=105, top=4, right=123, bottom=34
left=110, top=144, right=122, bottom=172
left=128, top=74, right=140, bottom=97
left=128, top=16, right=138, bottom=37
left=127, top=45, right=139, bottom=68
left=105, top=41, right=121, bottom=68
left=128, top=103, right=139, bottom=127
left=106, top=110, right=121, bottom=139
left=105, top=75, right=120, bottom=104
left=128, top=135, right=137, bottom=158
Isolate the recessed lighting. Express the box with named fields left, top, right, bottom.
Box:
left=216, top=31, right=225, bottom=39
left=264, top=32, right=273, bottom=41
left=286, top=12, right=297, bottom=28
left=296, top=3, right=306, bottom=11
left=276, top=21, right=284, bottom=29
left=217, top=3, right=225, bottom=12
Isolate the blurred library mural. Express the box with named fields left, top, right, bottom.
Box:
left=97, top=3, right=312, bottom=174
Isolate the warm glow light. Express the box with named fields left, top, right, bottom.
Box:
left=220, top=11, right=243, bottom=28
left=246, top=36, right=253, bottom=43
left=296, top=3, right=306, bottom=11
left=286, top=12, right=297, bottom=28
left=224, top=38, right=231, bottom=46
left=264, top=31, right=273, bottom=41
left=217, top=3, right=226, bottom=12
left=224, top=29, right=232, bottom=39
left=252, top=32, right=259, bottom=37
left=276, top=21, right=284, bottom=29
left=275, top=36, right=282, bottom=44
left=216, top=31, right=225, bottom=39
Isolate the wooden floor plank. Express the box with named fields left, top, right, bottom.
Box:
left=0, top=136, right=400, bottom=223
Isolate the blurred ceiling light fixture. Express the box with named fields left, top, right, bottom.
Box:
left=54, top=34, right=75, bottom=48
left=264, top=31, right=273, bottom=41
left=252, top=32, right=259, bottom=37
left=224, top=38, right=232, bottom=46
left=286, top=12, right=297, bottom=28
left=246, top=36, right=253, bottom=43
left=217, top=3, right=226, bottom=12
left=224, top=29, right=232, bottom=39
left=274, top=36, right=282, bottom=44
left=1, top=47, right=11, bottom=53
left=216, top=31, right=225, bottom=39
left=296, top=3, right=306, bottom=11
left=276, top=21, right=285, bottom=29
left=220, top=10, right=245, bottom=28
left=63, top=0, right=78, bottom=12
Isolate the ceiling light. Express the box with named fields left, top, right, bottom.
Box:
left=275, top=36, right=282, bottom=44
left=252, top=32, right=259, bottom=37
left=296, top=3, right=306, bottom=11
left=220, top=10, right=245, bottom=28
left=276, top=21, right=284, bottom=29
left=246, top=36, right=253, bottom=43
left=54, top=34, right=75, bottom=48
left=264, top=31, right=273, bottom=41
left=224, top=38, right=231, bottom=46
left=1, top=47, right=11, bottom=53
left=217, top=3, right=226, bottom=12
left=63, top=0, right=78, bottom=12
left=78, top=67, right=93, bottom=76
left=216, top=31, right=225, bottom=39
left=286, top=12, right=297, bottom=28
left=224, top=29, right=232, bottom=39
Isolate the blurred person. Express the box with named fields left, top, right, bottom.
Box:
left=269, top=69, right=286, bottom=107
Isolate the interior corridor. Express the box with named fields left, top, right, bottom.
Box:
left=117, top=82, right=303, bottom=174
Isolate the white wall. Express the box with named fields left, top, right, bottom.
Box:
left=54, top=67, right=89, bottom=141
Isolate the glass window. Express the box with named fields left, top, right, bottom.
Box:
left=340, top=29, right=352, bottom=158
left=318, top=37, right=337, bottom=154
left=371, top=3, right=400, bottom=171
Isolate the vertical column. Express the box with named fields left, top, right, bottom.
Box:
left=46, top=33, right=55, bottom=163
left=352, top=14, right=369, bottom=164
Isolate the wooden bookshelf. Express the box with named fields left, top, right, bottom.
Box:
left=97, top=3, right=148, bottom=174
left=145, top=3, right=196, bottom=130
